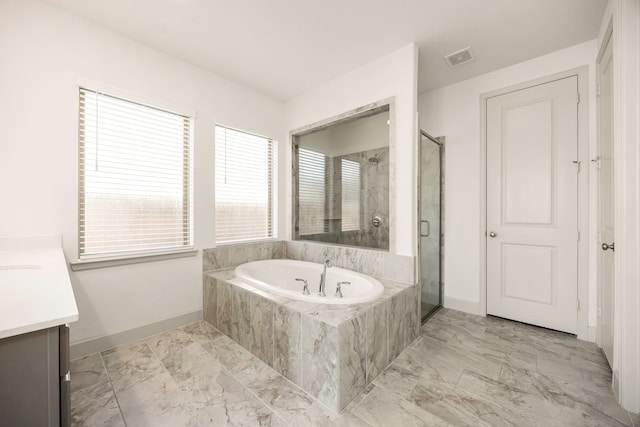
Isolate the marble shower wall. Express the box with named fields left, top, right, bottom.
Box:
left=298, top=147, right=390, bottom=250
left=203, top=270, right=419, bottom=412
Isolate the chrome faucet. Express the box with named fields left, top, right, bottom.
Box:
left=295, top=278, right=310, bottom=295
left=335, top=281, right=351, bottom=298
left=318, top=259, right=332, bottom=297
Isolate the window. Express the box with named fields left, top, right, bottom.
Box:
left=298, top=148, right=326, bottom=235
left=78, top=88, right=193, bottom=259
left=341, top=159, right=361, bottom=231
left=215, top=125, right=277, bottom=244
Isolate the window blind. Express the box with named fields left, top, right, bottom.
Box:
left=298, top=148, right=327, bottom=235
left=215, top=125, right=277, bottom=244
left=341, top=159, right=361, bottom=231
left=78, top=88, right=193, bottom=259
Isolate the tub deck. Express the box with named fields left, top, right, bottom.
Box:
left=203, top=268, right=419, bottom=412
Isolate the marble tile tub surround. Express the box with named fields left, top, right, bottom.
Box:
left=70, top=311, right=638, bottom=426
left=203, top=240, right=414, bottom=284
left=204, top=268, right=420, bottom=412
left=203, top=240, right=286, bottom=272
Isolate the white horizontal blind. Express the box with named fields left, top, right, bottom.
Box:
left=215, top=126, right=277, bottom=244
left=298, top=148, right=326, bottom=235
left=341, top=159, right=361, bottom=231
left=78, top=88, right=193, bottom=259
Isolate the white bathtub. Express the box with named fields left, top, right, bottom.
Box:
left=234, top=259, right=384, bottom=304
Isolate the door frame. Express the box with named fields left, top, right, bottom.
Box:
left=479, top=67, right=590, bottom=340
left=597, top=0, right=640, bottom=412
left=595, top=19, right=613, bottom=359
left=417, top=130, right=445, bottom=322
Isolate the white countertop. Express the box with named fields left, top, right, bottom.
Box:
left=0, top=236, right=79, bottom=339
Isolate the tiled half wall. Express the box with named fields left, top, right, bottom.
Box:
left=203, top=270, right=419, bottom=412
left=202, top=240, right=417, bottom=411
left=203, top=240, right=414, bottom=284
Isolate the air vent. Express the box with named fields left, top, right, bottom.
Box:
left=444, top=47, right=475, bottom=68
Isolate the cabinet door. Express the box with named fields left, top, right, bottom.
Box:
left=0, top=327, right=60, bottom=427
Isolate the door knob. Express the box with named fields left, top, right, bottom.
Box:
left=488, top=231, right=497, bottom=238
left=601, top=242, right=615, bottom=252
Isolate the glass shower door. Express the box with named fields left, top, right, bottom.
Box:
left=419, top=132, right=442, bottom=321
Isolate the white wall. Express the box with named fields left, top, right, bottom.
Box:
left=283, top=43, right=419, bottom=256
left=418, top=41, right=599, bottom=328
left=0, top=0, right=284, bottom=345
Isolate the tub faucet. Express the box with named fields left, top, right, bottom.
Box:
left=318, top=259, right=332, bottom=297
left=335, top=281, right=351, bottom=298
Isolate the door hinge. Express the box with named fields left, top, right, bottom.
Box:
left=577, top=230, right=581, bottom=242
left=577, top=93, right=581, bottom=104
left=598, top=305, right=602, bottom=317
left=577, top=299, right=580, bottom=311
left=596, top=85, right=601, bottom=97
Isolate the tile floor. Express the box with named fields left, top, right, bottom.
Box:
left=70, top=308, right=639, bottom=426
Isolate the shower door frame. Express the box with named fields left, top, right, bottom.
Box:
left=417, top=130, right=445, bottom=322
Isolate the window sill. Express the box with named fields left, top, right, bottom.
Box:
left=69, top=249, right=198, bottom=271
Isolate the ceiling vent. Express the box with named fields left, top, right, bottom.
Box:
left=444, top=47, right=475, bottom=68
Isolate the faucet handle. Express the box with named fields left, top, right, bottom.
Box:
left=335, top=281, right=351, bottom=298
left=295, top=278, right=310, bottom=295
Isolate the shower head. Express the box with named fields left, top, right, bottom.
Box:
left=368, top=153, right=380, bottom=164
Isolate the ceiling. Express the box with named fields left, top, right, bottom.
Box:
left=42, top=0, right=607, bottom=101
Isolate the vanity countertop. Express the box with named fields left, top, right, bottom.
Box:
left=0, top=236, right=79, bottom=339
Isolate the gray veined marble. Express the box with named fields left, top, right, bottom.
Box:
left=69, top=353, right=109, bottom=394
left=301, top=315, right=340, bottom=410
left=273, top=304, right=302, bottom=384
left=70, top=311, right=639, bottom=427
left=202, top=274, right=218, bottom=327
left=249, top=293, right=275, bottom=365
left=230, top=287, right=251, bottom=349
left=203, top=241, right=286, bottom=272
left=365, top=301, right=388, bottom=384
left=204, top=264, right=418, bottom=412
left=70, top=380, right=124, bottom=427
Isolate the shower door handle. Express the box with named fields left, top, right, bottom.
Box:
left=420, top=220, right=430, bottom=237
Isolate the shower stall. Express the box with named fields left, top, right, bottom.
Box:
left=418, top=131, right=444, bottom=321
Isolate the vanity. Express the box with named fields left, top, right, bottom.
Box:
left=0, top=236, right=78, bottom=427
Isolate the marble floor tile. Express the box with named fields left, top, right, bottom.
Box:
left=71, top=316, right=637, bottom=427
left=244, top=373, right=316, bottom=424
left=102, top=342, right=166, bottom=393
left=181, top=369, right=282, bottom=426
left=457, top=370, right=566, bottom=422
left=116, top=371, right=195, bottom=427
left=201, top=332, right=259, bottom=371
left=180, top=320, right=223, bottom=344
left=408, top=380, right=514, bottom=427
left=145, top=328, right=220, bottom=383
left=352, top=385, right=451, bottom=426
left=70, top=352, right=109, bottom=393
left=70, top=379, right=124, bottom=427
left=290, top=402, right=371, bottom=427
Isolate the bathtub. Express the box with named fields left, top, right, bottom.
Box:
left=234, top=259, right=384, bottom=304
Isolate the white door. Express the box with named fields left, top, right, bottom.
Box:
left=486, top=76, right=579, bottom=334
left=597, top=35, right=614, bottom=367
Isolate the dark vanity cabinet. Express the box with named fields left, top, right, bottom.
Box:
left=0, top=325, right=71, bottom=427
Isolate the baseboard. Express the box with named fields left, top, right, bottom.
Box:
left=443, top=296, right=481, bottom=315
left=70, top=310, right=202, bottom=360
